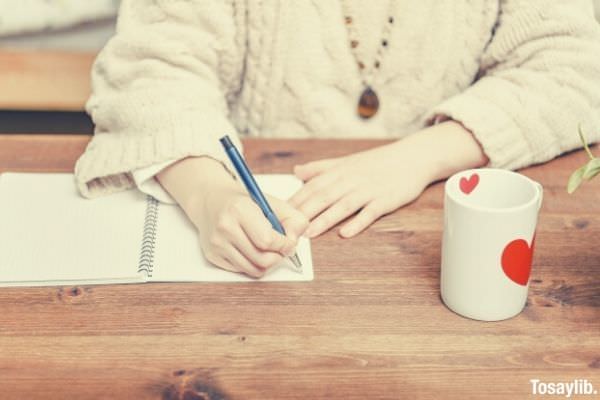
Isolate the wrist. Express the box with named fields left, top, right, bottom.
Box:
left=398, top=120, right=489, bottom=182
left=157, top=156, right=238, bottom=216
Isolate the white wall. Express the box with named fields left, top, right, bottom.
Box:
left=0, top=20, right=115, bottom=51
left=0, top=0, right=118, bottom=51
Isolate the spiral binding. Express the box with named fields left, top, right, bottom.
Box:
left=138, top=196, right=159, bottom=277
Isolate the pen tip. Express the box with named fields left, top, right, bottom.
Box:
left=290, top=253, right=303, bottom=272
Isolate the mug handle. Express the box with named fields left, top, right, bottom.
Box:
left=533, top=181, right=544, bottom=211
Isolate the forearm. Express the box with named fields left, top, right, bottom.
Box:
left=396, top=121, right=489, bottom=182
left=427, top=3, right=600, bottom=170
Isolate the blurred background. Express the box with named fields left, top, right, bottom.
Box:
left=0, top=0, right=118, bottom=134
left=0, top=0, right=599, bottom=135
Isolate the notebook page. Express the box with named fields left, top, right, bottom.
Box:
left=150, top=174, right=313, bottom=282
left=0, top=173, right=146, bottom=286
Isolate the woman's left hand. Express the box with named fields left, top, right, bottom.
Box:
left=289, top=140, right=437, bottom=239
left=289, top=121, right=489, bottom=238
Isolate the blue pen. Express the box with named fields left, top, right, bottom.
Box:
left=219, top=135, right=303, bottom=272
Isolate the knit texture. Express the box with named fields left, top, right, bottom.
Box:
left=75, top=0, right=600, bottom=198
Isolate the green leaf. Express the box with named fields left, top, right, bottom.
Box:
left=583, top=158, right=600, bottom=180
left=568, top=164, right=587, bottom=194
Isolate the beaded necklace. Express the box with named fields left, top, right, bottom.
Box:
left=341, top=0, right=396, bottom=119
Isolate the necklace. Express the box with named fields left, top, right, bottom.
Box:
left=341, top=0, right=396, bottom=119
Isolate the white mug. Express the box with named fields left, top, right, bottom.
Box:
left=441, top=168, right=543, bottom=321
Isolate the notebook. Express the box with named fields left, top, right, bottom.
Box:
left=0, top=173, right=313, bottom=286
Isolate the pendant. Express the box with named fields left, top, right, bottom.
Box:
left=357, top=86, right=379, bottom=119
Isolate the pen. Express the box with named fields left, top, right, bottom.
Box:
left=219, top=135, right=303, bottom=273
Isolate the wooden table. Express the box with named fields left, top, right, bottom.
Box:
left=0, top=135, right=598, bottom=399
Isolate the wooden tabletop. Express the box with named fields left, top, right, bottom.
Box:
left=0, top=134, right=598, bottom=400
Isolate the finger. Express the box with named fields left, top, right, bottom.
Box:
left=230, top=223, right=285, bottom=270
left=339, top=200, right=395, bottom=238
left=305, top=192, right=368, bottom=238
left=238, top=208, right=296, bottom=256
left=207, top=231, right=277, bottom=277
left=272, top=201, right=309, bottom=240
left=289, top=172, right=337, bottom=208
left=225, top=198, right=296, bottom=256
left=222, top=243, right=267, bottom=278
left=293, top=158, right=338, bottom=181
left=281, top=213, right=309, bottom=240
left=204, top=250, right=238, bottom=274
left=206, top=234, right=262, bottom=276
left=296, top=184, right=350, bottom=220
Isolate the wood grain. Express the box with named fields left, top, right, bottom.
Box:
left=0, top=50, right=94, bottom=111
left=0, top=135, right=598, bottom=400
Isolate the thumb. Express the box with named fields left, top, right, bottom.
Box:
left=271, top=197, right=309, bottom=240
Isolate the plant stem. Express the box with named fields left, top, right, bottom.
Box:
left=579, top=124, right=595, bottom=160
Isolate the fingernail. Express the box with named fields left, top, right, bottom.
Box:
left=305, top=226, right=319, bottom=238
left=304, top=226, right=314, bottom=237
left=339, top=227, right=352, bottom=238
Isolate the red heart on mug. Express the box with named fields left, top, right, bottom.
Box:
left=459, top=173, right=479, bottom=194
left=501, top=237, right=535, bottom=286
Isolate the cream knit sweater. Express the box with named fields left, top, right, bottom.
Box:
left=75, top=0, right=600, bottom=198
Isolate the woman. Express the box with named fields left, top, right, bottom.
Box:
left=75, top=0, right=600, bottom=278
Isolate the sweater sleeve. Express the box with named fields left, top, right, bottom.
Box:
left=132, top=160, right=178, bottom=204
left=427, top=0, right=600, bottom=170
left=75, top=0, right=244, bottom=198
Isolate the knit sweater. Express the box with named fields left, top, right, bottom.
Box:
left=75, top=0, right=600, bottom=198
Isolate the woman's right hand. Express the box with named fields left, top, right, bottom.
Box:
left=192, top=181, right=309, bottom=278
left=157, top=157, right=308, bottom=278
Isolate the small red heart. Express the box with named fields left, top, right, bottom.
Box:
left=459, top=173, right=479, bottom=195
left=501, top=237, right=536, bottom=286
